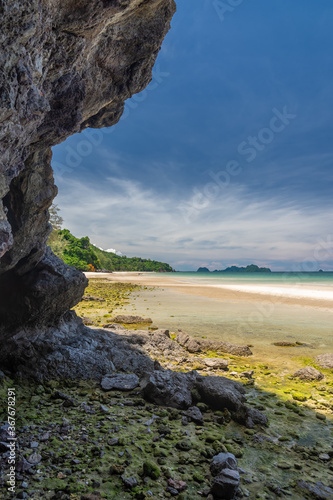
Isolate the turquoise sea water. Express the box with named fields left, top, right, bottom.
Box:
left=157, top=271, right=333, bottom=286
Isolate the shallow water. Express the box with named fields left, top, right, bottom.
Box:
left=126, top=272, right=333, bottom=372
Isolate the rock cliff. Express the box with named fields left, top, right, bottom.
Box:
left=0, top=0, right=176, bottom=342
left=0, top=2, right=270, bottom=436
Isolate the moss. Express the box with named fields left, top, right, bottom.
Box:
left=196, top=402, right=209, bottom=412
left=110, top=463, right=125, bottom=475
left=142, top=460, right=161, bottom=479
left=168, top=408, right=180, bottom=420
left=193, top=471, right=205, bottom=483
left=153, top=447, right=169, bottom=457
left=41, top=478, right=66, bottom=491
left=292, top=392, right=307, bottom=402
left=203, top=432, right=223, bottom=443
left=176, top=439, right=193, bottom=451
left=285, top=401, right=298, bottom=411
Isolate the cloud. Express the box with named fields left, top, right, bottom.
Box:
left=54, top=171, right=333, bottom=271
left=105, top=248, right=122, bottom=256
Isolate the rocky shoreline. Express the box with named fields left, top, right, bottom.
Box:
left=1, top=308, right=333, bottom=498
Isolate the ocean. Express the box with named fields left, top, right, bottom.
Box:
left=157, top=271, right=333, bottom=301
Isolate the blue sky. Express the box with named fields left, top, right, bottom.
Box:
left=52, top=0, right=333, bottom=271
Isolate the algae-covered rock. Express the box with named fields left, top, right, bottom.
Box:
left=316, top=353, right=333, bottom=370
left=176, top=438, right=192, bottom=451
left=293, top=366, right=324, bottom=381
left=295, top=479, right=333, bottom=498
left=292, top=392, right=307, bottom=402
left=273, top=341, right=301, bottom=347
left=108, top=315, right=153, bottom=324
left=143, top=460, right=161, bottom=479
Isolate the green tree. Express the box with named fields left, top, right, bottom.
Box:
left=49, top=204, right=63, bottom=230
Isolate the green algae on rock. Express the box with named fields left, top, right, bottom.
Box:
left=0, top=375, right=332, bottom=499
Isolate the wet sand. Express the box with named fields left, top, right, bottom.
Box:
left=84, top=272, right=333, bottom=372
left=85, top=271, right=333, bottom=309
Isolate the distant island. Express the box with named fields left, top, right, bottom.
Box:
left=197, top=264, right=271, bottom=273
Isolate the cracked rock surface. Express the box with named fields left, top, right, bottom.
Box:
left=0, top=0, right=176, bottom=341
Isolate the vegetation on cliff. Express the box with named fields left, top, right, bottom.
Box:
left=48, top=206, right=173, bottom=272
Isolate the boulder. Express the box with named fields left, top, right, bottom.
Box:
left=176, top=331, right=201, bottom=353
left=204, top=358, right=229, bottom=370
left=141, top=370, right=196, bottom=409
left=195, top=375, right=268, bottom=428
left=239, top=370, right=254, bottom=379
left=316, top=353, right=333, bottom=370
left=210, top=453, right=238, bottom=476
left=210, top=468, right=240, bottom=499
left=101, top=373, right=139, bottom=391
left=293, top=366, right=324, bottom=381
left=195, top=375, right=246, bottom=413
left=122, top=476, right=138, bottom=489
left=185, top=406, right=204, bottom=425
left=0, top=248, right=87, bottom=337
left=176, top=331, right=252, bottom=357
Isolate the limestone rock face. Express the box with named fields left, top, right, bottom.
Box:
left=0, top=247, right=88, bottom=337
left=0, top=0, right=176, bottom=338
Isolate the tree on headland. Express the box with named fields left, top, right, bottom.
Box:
left=48, top=204, right=64, bottom=248
left=49, top=204, right=63, bottom=230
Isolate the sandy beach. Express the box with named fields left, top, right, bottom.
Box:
left=85, top=271, right=333, bottom=310
left=84, top=272, right=333, bottom=368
